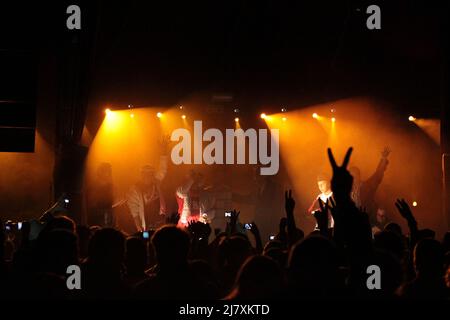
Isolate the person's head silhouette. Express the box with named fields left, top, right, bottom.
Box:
left=414, top=238, right=444, bottom=278
left=151, top=225, right=190, bottom=269
left=227, top=255, right=283, bottom=300
left=88, top=228, right=125, bottom=271
left=125, top=237, right=147, bottom=275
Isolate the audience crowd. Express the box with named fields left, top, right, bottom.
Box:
left=1, top=148, right=449, bottom=300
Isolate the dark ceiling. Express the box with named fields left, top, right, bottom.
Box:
left=1, top=1, right=448, bottom=117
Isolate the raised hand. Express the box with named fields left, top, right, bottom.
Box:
left=395, top=198, right=418, bottom=248
left=395, top=199, right=416, bottom=223
left=249, top=222, right=263, bottom=254
left=284, top=190, right=298, bottom=242
left=187, top=220, right=211, bottom=240
left=230, top=209, right=240, bottom=225
left=328, top=147, right=354, bottom=202
left=249, top=221, right=259, bottom=236
left=227, top=209, right=240, bottom=234
left=285, top=190, right=295, bottom=214
left=381, top=146, right=391, bottom=159
left=187, top=220, right=197, bottom=231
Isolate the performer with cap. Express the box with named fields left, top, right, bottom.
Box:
left=126, top=137, right=169, bottom=232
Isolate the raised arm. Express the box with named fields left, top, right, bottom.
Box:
left=285, top=190, right=304, bottom=247
left=327, top=147, right=372, bottom=249
left=226, top=209, right=240, bottom=236
left=249, top=222, right=263, bottom=254
left=395, top=198, right=418, bottom=248
left=327, top=147, right=354, bottom=204
left=363, top=147, right=391, bottom=194
left=285, top=190, right=297, bottom=232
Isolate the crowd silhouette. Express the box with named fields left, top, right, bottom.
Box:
left=0, top=147, right=449, bottom=300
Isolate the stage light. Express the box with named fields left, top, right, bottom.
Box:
left=312, top=113, right=318, bottom=119
left=105, top=108, right=111, bottom=115
left=413, top=118, right=440, bottom=145
left=128, top=104, right=132, bottom=109
left=234, top=108, right=240, bottom=113
left=130, top=113, right=135, bottom=118
left=282, top=117, right=287, bottom=121
left=181, top=114, right=186, bottom=119
left=412, top=201, right=418, bottom=207
left=281, top=107, right=287, bottom=113
left=157, top=112, right=162, bottom=118
left=234, top=117, right=239, bottom=122
left=179, top=105, right=184, bottom=110
left=331, top=108, right=336, bottom=113
left=408, top=115, right=416, bottom=122
left=331, top=117, right=336, bottom=122
left=261, top=113, right=267, bottom=119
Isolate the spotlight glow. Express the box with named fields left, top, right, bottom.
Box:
left=181, top=114, right=186, bottom=119
left=282, top=117, right=287, bottom=121
left=281, top=108, right=287, bottom=113
left=157, top=112, right=162, bottom=118
left=179, top=105, right=184, bottom=110
left=130, top=113, right=135, bottom=118
left=234, top=117, right=239, bottom=122
left=409, top=116, right=416, bottom=122
left=412, top=201, right=418, bottom=207
left=331, top=117, right=336, bottom=122
left=312, top=113, right=319, bottom=119
left=261, top=113, right=267, bottom=119
left=105, top=108, right=112, bottom=115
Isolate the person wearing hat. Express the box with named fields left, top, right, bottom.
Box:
left=126, top=138, right=169, bottom=232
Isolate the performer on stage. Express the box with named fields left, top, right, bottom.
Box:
left=308, top=173, right=334, bottom=230
left=126, top=138, right=169, bottom=232
left=349, top=146, right=391, bottom=223
left=176, top=170, right=217, bottom=227
left=371, top=207, right=389, bottom=236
